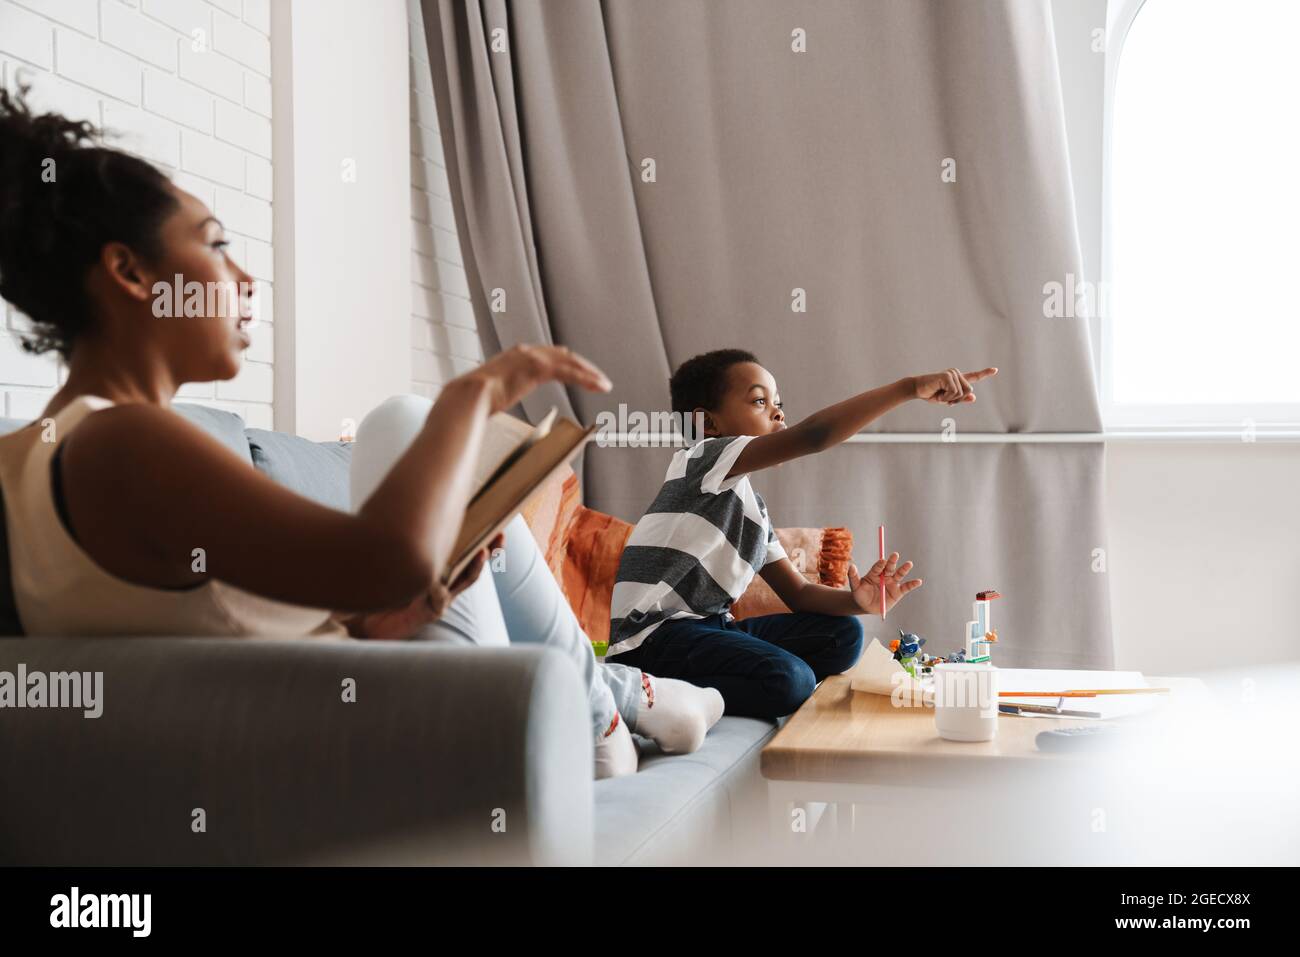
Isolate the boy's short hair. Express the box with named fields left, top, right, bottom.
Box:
left=669, top=348, right=759, bottom=417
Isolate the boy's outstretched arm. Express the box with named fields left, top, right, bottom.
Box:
left=759, top=552, right=923, bottom=618
left=726, top=367, right=998, bottom=478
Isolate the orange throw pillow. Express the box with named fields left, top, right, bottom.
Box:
left=518, top=466, right=581, bottom=580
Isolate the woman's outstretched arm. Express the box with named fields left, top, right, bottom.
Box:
left=57, top=345, right=610, bottom=613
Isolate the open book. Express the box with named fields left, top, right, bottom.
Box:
left=443, top=407, right=594, bottom=584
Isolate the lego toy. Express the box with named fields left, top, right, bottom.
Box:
left=884, top=590, right=1005, bottom=683
left=964, top=589, right=1002, bottom=664
left=889, top=629, right=926, bottom=678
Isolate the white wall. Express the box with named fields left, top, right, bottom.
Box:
left=262, top=0, right=473, bottom=437
left=0, top=0, right=276, bottom=427
left=406, top=0, right=477, bottom=398
left=1052, top=0, right=1300, bottom=672
left=268, top=0, right=411, bottom=440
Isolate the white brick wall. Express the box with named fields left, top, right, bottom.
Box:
left=0, top=0, right=275, bottom=429
left=407, top=0, right=477, bottom=399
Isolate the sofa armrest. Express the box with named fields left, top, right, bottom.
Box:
left=0, top=637, right=592, bottom=865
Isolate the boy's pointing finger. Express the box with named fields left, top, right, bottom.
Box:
left=964, top=367, right=998, bottom=381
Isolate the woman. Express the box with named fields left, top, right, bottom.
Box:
left=0, top=88, right=723, bottom=778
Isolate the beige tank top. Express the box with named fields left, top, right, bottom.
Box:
left=0, top=395, right=347, bottom=639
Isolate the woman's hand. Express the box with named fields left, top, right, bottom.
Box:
left=847, top=552, right=923, bottom=617
left=346, top=532, right=505, bottom=640
left=912, top=367, right=997, bottom=405
left=460, top=344, right=611, bottom=414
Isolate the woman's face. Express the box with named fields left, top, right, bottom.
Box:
left=138, top=185, right=258, bottom=382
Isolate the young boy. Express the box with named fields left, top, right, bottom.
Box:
left=606, top=349, right=997, bottom=719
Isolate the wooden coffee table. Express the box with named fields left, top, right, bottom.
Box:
left=759, top=670, right=1208, bottom=864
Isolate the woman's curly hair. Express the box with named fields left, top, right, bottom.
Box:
left=0, top=85, right=177, bottom=357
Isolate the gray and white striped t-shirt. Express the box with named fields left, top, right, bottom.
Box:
left=606, top=434, right=787, bottom=657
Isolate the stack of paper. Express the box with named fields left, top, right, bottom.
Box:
left=849, top=638, right=933, bottom=704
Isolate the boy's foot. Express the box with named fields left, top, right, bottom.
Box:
left=635, top=675, right=725, bottom=755
left=594, top=713, right=638, bottom=779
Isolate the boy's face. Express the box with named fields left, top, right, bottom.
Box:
left=699, top=361, right=786, bottom=437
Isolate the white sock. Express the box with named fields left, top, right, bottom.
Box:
left=634, top=675, right=725, bottom=755
left=594, top=713, right=638, bottom=779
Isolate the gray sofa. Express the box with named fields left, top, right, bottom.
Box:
left=0, top=404, right=777, bottom=866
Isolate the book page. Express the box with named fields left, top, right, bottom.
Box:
left=445, top=418, right=591, bottom=583
left=472, top=407, right=557, bottom=494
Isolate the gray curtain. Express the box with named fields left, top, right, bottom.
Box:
left=422, top=0, right=1113, bottom=668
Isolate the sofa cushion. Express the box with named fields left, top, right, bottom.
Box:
left=245, top=428, right=353, bottom=511
left=593, top=714, right=778, bottom=865
left=518, top=465, right=581, bottom=578
left=1, top=406, right=250, bottom=462
left=560, top=506, right=638, bottom=651
left=173, top=402, right=253, bottom=465
left=729, top=526, right=853, bottom=619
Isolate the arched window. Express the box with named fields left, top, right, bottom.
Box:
left=1103, top=0, right=1300, bottom=428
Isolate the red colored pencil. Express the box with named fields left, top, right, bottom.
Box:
left=878, top=525, right=886, bottom=620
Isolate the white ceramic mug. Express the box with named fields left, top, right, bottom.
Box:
left=933, top=662, right=999, bottom=742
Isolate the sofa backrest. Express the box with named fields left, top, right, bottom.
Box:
left=0, top=404, right=354, bottom=637
left=246, top=428, right=353, bottom=510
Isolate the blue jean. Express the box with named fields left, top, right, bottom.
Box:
left=612, top=612, right=865, bottom=719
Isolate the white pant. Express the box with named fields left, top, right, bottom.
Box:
left=349, top=395, right=644, bottom=742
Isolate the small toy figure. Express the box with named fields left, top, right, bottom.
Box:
left=889, top=628, right=926, bottom=678
left=888, top=590, right=1008, bottom=679
left=916, top=650, right=948, bottom=675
